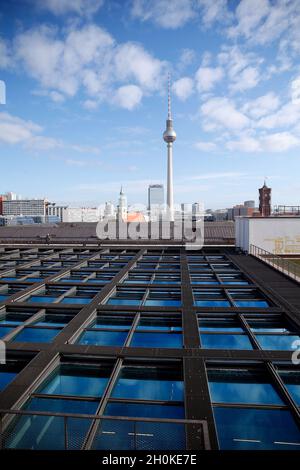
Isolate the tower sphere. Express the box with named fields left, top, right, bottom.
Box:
left=163, top=126, right=177, bottom=143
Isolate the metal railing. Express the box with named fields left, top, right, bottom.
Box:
left=0, top=409, right=210, bottom=450
left=250, top=244, right=300, bottom=282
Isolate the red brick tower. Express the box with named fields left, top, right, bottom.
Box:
left=259, top=181, right=271, bottom=216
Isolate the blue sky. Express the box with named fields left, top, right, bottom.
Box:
left=0, top=0, right=300, bottom=209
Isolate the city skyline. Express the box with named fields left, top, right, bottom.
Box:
left=0, top=0, right=300, bottom=209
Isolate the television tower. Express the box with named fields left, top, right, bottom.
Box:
left=163, top=75, right=176, bottom=222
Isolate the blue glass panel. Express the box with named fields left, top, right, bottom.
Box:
left=0, top=295, right=8, bottom=301
left=192, top=281, right=219, bottom=285
left=0, top=326, right=15, bottom=338
left=27, top=296, right=57, bottom=303
left=235, top=300, right=269, bottom=308
left=208, top=371, right=284, bottom=405
left=256, top=335, right=300, bottom=350
left=195, top=301, right=230, bottom=307
left=112, top=373, right=183, bottom=401
left=12, top=328, right=60, bottom=343
left=200, top=321, right=243, bottom=332
left=130, top=332, right=182, bottom=348
left=0, top=371, right=17, bottom=391
left=92, top=420, right=185, bottom=450
left=105, top=402, right=184, bottom=419
left=214, top=407, right=300, bottom=450
left=39, top=369, right=109, bottom=397
left=27, top=278, right=43, bottom=282
left=61, top=297, right=91, bottom=304
left=144, top=300, right=181, bottom=307
left=250, top=323, right=291, bottom=333
left=78, top=330, right=127, bottom=346
left=279, top=371, right=300, bottom=405
left=5, top=398, right=98, bottom=450
left=0, top=318, right=23, bottom=325
left=107, top=299, right=141, bottom=306
left=26, top=396, right=99, bottom=414
left=137, top=323, right=181, bottom=331
left=35, top=321, right=68, bottom=327
left=201, top=334, right=253, bottom=350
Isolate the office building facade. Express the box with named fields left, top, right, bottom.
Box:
left=2, top=199, right=46, bottom=217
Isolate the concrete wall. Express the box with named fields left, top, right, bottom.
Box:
left=235, top=217, right=300, bottom=254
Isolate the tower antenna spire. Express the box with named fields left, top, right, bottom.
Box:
left=168, top=73, right=171, bottom=120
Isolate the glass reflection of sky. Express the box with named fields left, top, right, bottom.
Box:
left=214, top=407, right=300, bottom=450
left=208, top=372, right=284, bottom=405
left=0, top=371, right=17, bottom=391
left=112, top=377, right=184, bottom=401
left=39, top=370, right=109, bottom=397
left=78, top=330, right=127, bottom=346
left=279, top=372, right=300, bottom=405
left=256, top=335, right=300, bottom=350
left=201, top=334, right=253, bottom=350
left=130, top=332, right=182, bottom=348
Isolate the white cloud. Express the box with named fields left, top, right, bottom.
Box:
left=0, top=112, right=42, bottom=144
left=0, top=38, right=12, bottom=68
left=65, top=158, right=102, bottom=167
left=228, top=0, right=270, bottom=39
left=194, top=141, right=217, bottom=151
left=262, top=131, right=300, bottom=151
left=201, top=97, right=250, bottom=131
left=229, top=0, right=300, bottom=59
left=0, top=111, right=101, bottom=152
left=291, top=76, right=300, bottom=105
left=188, top=172, right=246, bottom=180
left=226, top=132, right=300, bottom=152
left=230, top=66, right=260, bottom=92
left=195, top=66, right=223, bottom=92
left=115, top=85, right=143, bottom=110
left=65, top=159, right=88, bottom=167
left=226, top=135, right=262, bottom=153
left=257, top=101, right=300, bottom=129
left=9, top=24, right=166, bottom=108
left=37, top=0, right=104, bottom=16
left=243, top=92, right=280, bottom=119
left=198, top=0, right=230, bottom=27
left=49, top=91, right=65, bottom=103
left=218, top=46, right=263, bottom=93
left=172, top=77, right=194, bottom=101
left=131, top=0, right=196, bottom=29
left=82, top=99, right=99, bottom=110
left=178, top=48, right=196, bottom=70
left=113, top=43, right=166, bottom=91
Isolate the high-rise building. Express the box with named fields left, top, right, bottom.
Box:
left=163, top=76, right=176, bottom=222
left=244, top=200, right=255, bottom=208
left=148, top=184, right=164, bottom=210
left=259, top=181, right=272, bottom=216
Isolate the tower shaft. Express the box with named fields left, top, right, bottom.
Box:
left=167, top=142, right=174, bottom=221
